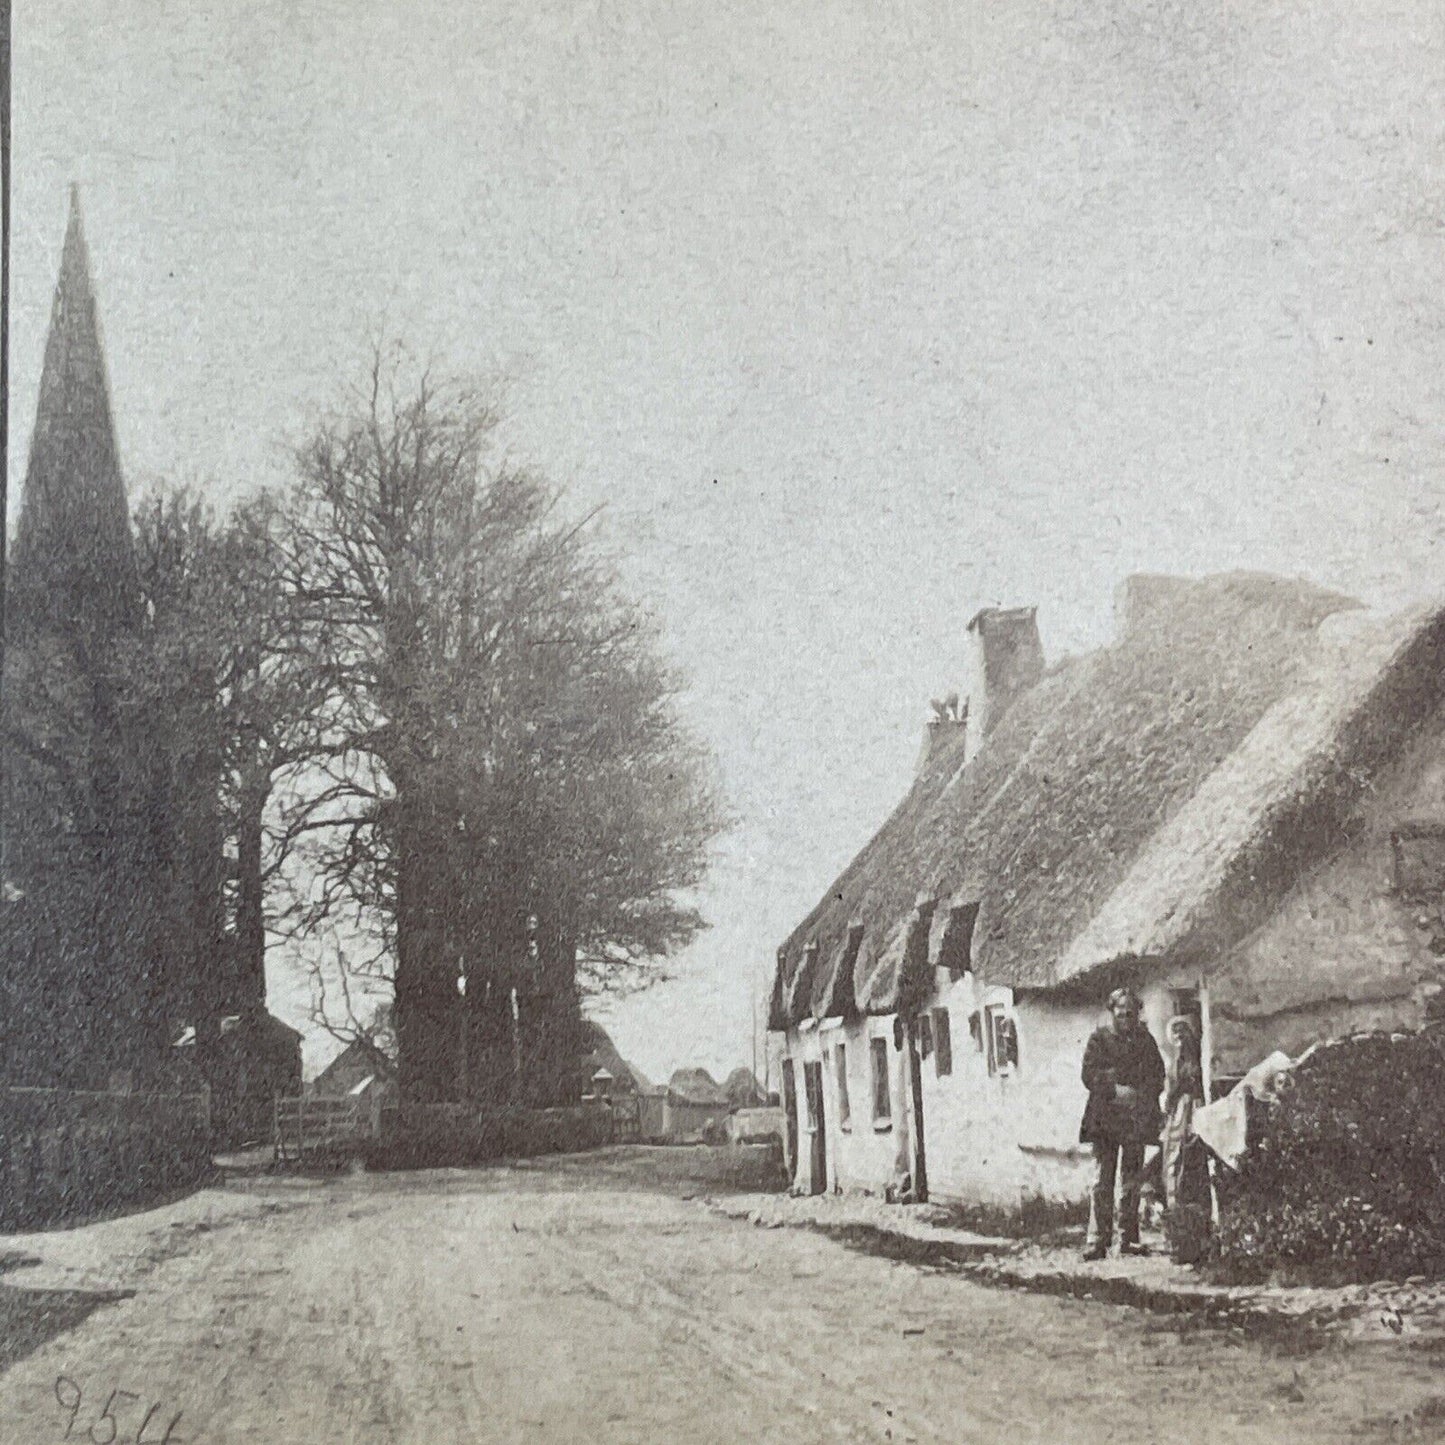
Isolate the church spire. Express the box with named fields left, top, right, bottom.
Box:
left=11, top=186, right=137, bottom=639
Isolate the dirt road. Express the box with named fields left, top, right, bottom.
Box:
left=0, top=1148, right=1439, bottom=1443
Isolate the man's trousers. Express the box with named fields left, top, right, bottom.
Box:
left=1087, top=1140, right=1146, bottom=1248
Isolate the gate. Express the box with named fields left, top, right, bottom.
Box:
left=607, top=1093, right=641, bottom=1142
left=273, top=1093, right=379, bottom=1164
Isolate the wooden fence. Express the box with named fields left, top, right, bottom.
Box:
left=0, top=1087, right=212, bottom=1229
left=272, top=1092, right=383, bottom=1165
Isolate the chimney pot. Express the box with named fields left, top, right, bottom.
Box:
left=917, top=697, right=967, bottom=775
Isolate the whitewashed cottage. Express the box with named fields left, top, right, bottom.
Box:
left=769, top=573, right=1445, bottom=1209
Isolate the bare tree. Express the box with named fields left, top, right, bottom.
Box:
left=278, top=349, right=723, bottom=1105
left=132, top=488, right=328, bottom=1054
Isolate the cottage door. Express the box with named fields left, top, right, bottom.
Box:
left=906, top=1025, right=928, bottom=1203
left=804, top=1060, right=827, bottom=1194
left=781, top=1058, right=800, bottom=1181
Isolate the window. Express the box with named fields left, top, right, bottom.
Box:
left=932, top=1008, right=953, bottom=1077
left=917, top=1013, right=934, bottom=1060
left=935, top=900, right=980, bottom=978
left=870, top=1037, right=891, bottom=1123
left=985, top=1005, right=1018, bottom=1076
left=835, top=1045, right=851, bottom=1129
left=1169, top=988, right=1201, bottom=1031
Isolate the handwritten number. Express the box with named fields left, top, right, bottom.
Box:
left=87, top=1386, right=131, bottom=1444
left=53, top=1381, right=182, bottom=1445
left=54, top=1377, right=82, bottom=1438
left=87, top=1388, right=116, bottom=1444
left=135, top=1403, right=184, bottom=1445
left=135, top=1404, right=187, bottom=1445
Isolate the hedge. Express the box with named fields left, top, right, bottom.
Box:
left=0, top=1088, right=213, bottom=1229
left=365, top=1102, right=614, bottom=1171
left=1212, top=1029, right=1445, bottom=1282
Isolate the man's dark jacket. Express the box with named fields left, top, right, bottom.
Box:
left=1079, top=1022, right=1166, bottom=1145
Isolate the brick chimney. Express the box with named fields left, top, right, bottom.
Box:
left=967, top=606, right=1044, bottom=738
left=916, top=695, right=968, bottom=775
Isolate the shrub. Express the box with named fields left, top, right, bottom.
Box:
left=1211, top=1030, right=1445, bottom=1282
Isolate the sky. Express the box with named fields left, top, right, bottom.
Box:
left=14, top=0, right=1445, bottom=1083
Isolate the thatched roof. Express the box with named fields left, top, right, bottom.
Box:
left=579, top=1021, right=653, bottom=1093
left=667, top=1067, right=729, bottom=1106
left=724, top=1067, right=765, bottom=1109
left=772, top=573, right=1445, bottom=1026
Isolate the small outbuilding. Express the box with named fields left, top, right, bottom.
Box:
left=312, top=1037, right=397, bottom=1104
left=175, top=1009, right=303, bottom=1149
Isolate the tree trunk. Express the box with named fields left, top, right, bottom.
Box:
left=463, top=882, right=530, bottom=1107
left=516, top=920, right=583, bottom=1109
left=234, top=782, right=269, bottom=1015
left=393, top=798, right=461, bottom=1105
left=466, top=972, right=516, bottom=1108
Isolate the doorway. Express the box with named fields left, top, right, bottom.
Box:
left=906, top=1024, right=928, bottom=1203
left=781, top=1058, right=799, bottom=1182
left=1170, top=984, right=1213, bottom=1100
left=803, top=1059, right=827, bottom=1195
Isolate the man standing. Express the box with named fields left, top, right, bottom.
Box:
left=1079, top=987, right=1165, bottom=1261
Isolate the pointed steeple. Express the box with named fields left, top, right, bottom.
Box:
left=11, top=186, right=138, bottom=640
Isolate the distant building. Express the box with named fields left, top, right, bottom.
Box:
left=723, top=1067, right=766, bottom=1111
left=176, top=1012, right=303, bottom=1147
left=662, top=1068, right=730, bottom=1143
left=312, top=1037, right=397, bottom=1104
left=770, top=573, right=1445, bottom=1208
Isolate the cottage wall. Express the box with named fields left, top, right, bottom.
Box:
left=778, top=1027, right=818, bottom=1192
left=826, top=1016, right=911, bottom=1194
left=777, top=1017, right=911, bottom=1196
left=916, top=982, right=1088, bottom=1206
left=782, top=996, right=1093, bottom=1206
left=917, top=971, right=1214, bottom=1207
left=1208, top=706, right=1445, bottom=1074
left=778, top=972, right=1214, bottom=1209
